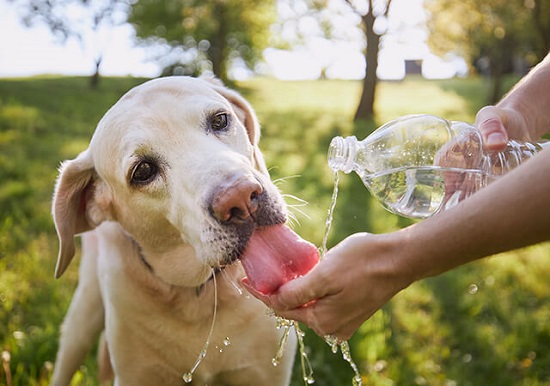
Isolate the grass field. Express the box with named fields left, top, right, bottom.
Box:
left=1, top=75, right=549, bottom=386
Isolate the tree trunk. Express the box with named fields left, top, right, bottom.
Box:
left=488, top=61, right=503, bottom=105
left=488, top=40, right=513, bottom=104
left=354, top=11, right=380, bottom=121
left=90, top=56, right=102, bottom=89
left=210, top=3, right=228, bottom=83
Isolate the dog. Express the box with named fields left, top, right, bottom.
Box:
left=50, top=76, right=297, bottom=385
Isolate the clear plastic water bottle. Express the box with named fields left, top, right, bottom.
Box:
left=328, top=114, right=548, bottom=219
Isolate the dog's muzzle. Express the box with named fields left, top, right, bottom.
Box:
left=206, top=175, right=286, bottom=266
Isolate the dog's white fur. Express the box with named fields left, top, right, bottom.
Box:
left=51, top=77, right=297, bottom=385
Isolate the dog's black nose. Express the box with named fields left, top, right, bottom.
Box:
left=209, top=175, right=263, bottom=224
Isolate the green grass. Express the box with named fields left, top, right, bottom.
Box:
left=1, top=75, right=549, bottom=386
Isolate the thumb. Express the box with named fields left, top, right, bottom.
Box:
left=241, top=271, right=322, bottom=311
left=269, top=265, right=329, bottom=311
left=475, top=106, right=509, bottom=151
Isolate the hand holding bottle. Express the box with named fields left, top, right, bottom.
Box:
left=436, top=103, right=542, bottom=205
left=329, top=114, right=546, bottom=219
left=475, top=105, right=532, bottom=151
left=245, top=54, right=550, bottom=341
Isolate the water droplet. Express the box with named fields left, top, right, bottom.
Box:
left=181, top=268, right=218, bottom=381
left=468, top=284, right=478, bottom=295
left=182, top=372, right=193, bottom=383
left=223, top=337, right=231, bottom=346
left=304, top=375, right=315, bottom=384
left=199, top=349, right=207, bottom=359
left=272, top=357, right=279, bottom=367
left=324, top=335, right=340, bottom=354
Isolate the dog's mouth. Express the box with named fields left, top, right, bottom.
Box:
left=239, top=224, right=320, bottom=295
left=207, top=190, right=319, bottom=294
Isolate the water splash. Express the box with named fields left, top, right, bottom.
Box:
left=264, top=174, right=344, bottom=385
left=272, top=316, right=315, bottom=385
left=321, top=173, right=363, bottom=386
left=295, top=322, right=315, bottom=385
left=220, top=269, right=245, bottom=296
left=182, top=269, right=218, bottom=384
left=323, top=336, right=362, bottom=385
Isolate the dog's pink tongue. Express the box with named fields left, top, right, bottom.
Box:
left=240, top=225, right=319, bottom=295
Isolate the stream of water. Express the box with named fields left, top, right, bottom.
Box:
left=320, top=173, right=363, bottom=386
left=272, top=172, right=363, bottom=386
left=182, top=172, right=363, bottom=385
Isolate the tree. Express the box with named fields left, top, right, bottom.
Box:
left=426, top=0, right=550, bottom=103
left=10, top=0, right=131, bottom=88
left=129, top=0, right=276, bottom=83
left=343, top=0, right=393, bottom=121
left=275, top=0, right=393, bottom=121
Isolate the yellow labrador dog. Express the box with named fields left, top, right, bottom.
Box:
left=51, top=77, right=298, bottom=385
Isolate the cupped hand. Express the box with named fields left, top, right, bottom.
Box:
left=243, top=232, right=412, bottom=340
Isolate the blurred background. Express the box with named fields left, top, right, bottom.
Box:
left=1, top=0, right=549, bottom=385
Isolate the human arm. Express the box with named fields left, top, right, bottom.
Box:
left=476, top=53, right=550, bottom=150
left=251, top=147, right=550, bottom=340
left=245, top=54, right=550, bottom=340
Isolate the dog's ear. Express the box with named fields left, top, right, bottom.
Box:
left=52, top=150, right=109, bottom=278
left=203, top=77, right=270, bottom=176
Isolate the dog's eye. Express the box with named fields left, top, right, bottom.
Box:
left=131, top=161, right=158, bottom=184
left=210, top=113, right=230, bottom=132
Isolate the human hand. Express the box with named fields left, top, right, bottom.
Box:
left=243, top=232, right=412, bottom=340
left=435, top=106, right=531, bottom=208
left=475, top=105, right=531, bottom=151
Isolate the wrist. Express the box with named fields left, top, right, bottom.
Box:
left=496, top=101, right=535, bottom=141
left=368, top=230, right=423, bottom=290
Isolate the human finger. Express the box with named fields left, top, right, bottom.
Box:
left=475, top=106, right=509, bottom=151
left=268, top=267, right=330, bottom=311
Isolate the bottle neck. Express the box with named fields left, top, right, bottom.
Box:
left=328, top=136, right=359, bottom=174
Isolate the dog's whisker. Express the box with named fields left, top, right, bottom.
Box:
left=282, top=193, right=309, bottom=207
left=285, top=211, right=301, bottom=229
left=287, top=204, right=310, bottom=222
left=272, top=174, right=301, bottom=187
left=283, top=193, right=310, bottom=228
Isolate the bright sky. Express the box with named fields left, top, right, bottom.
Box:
left=0, top=0, right=465, bottom=80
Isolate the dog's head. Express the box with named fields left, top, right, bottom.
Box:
left=52, top=76, right=287, bottom=286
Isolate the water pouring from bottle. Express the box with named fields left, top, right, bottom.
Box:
left=328, top=114, right=548, bottom=219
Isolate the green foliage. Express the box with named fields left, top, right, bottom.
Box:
left=129, top=0, right=276, bottom=81
left=426, top=0, right=550, bottom=66
left=1, top=76, right=549, bottom=386
left=0, top=76, right=145, bottom=385
left=425, top=0, right=550, bottom=103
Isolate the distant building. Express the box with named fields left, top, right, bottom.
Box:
left=405, top=60, right=423, bottom=75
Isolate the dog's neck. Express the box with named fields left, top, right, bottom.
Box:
left=125, top=232, right=217, bottom=291
left=128, top=236, right=154, bottom=272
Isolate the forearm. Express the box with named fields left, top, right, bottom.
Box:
left=497, top=53, right=550, bottom=140
left=400, top=147, right=550, bottom=280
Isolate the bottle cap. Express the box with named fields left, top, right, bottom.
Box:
left=328, top=136, right=357, bottom=173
